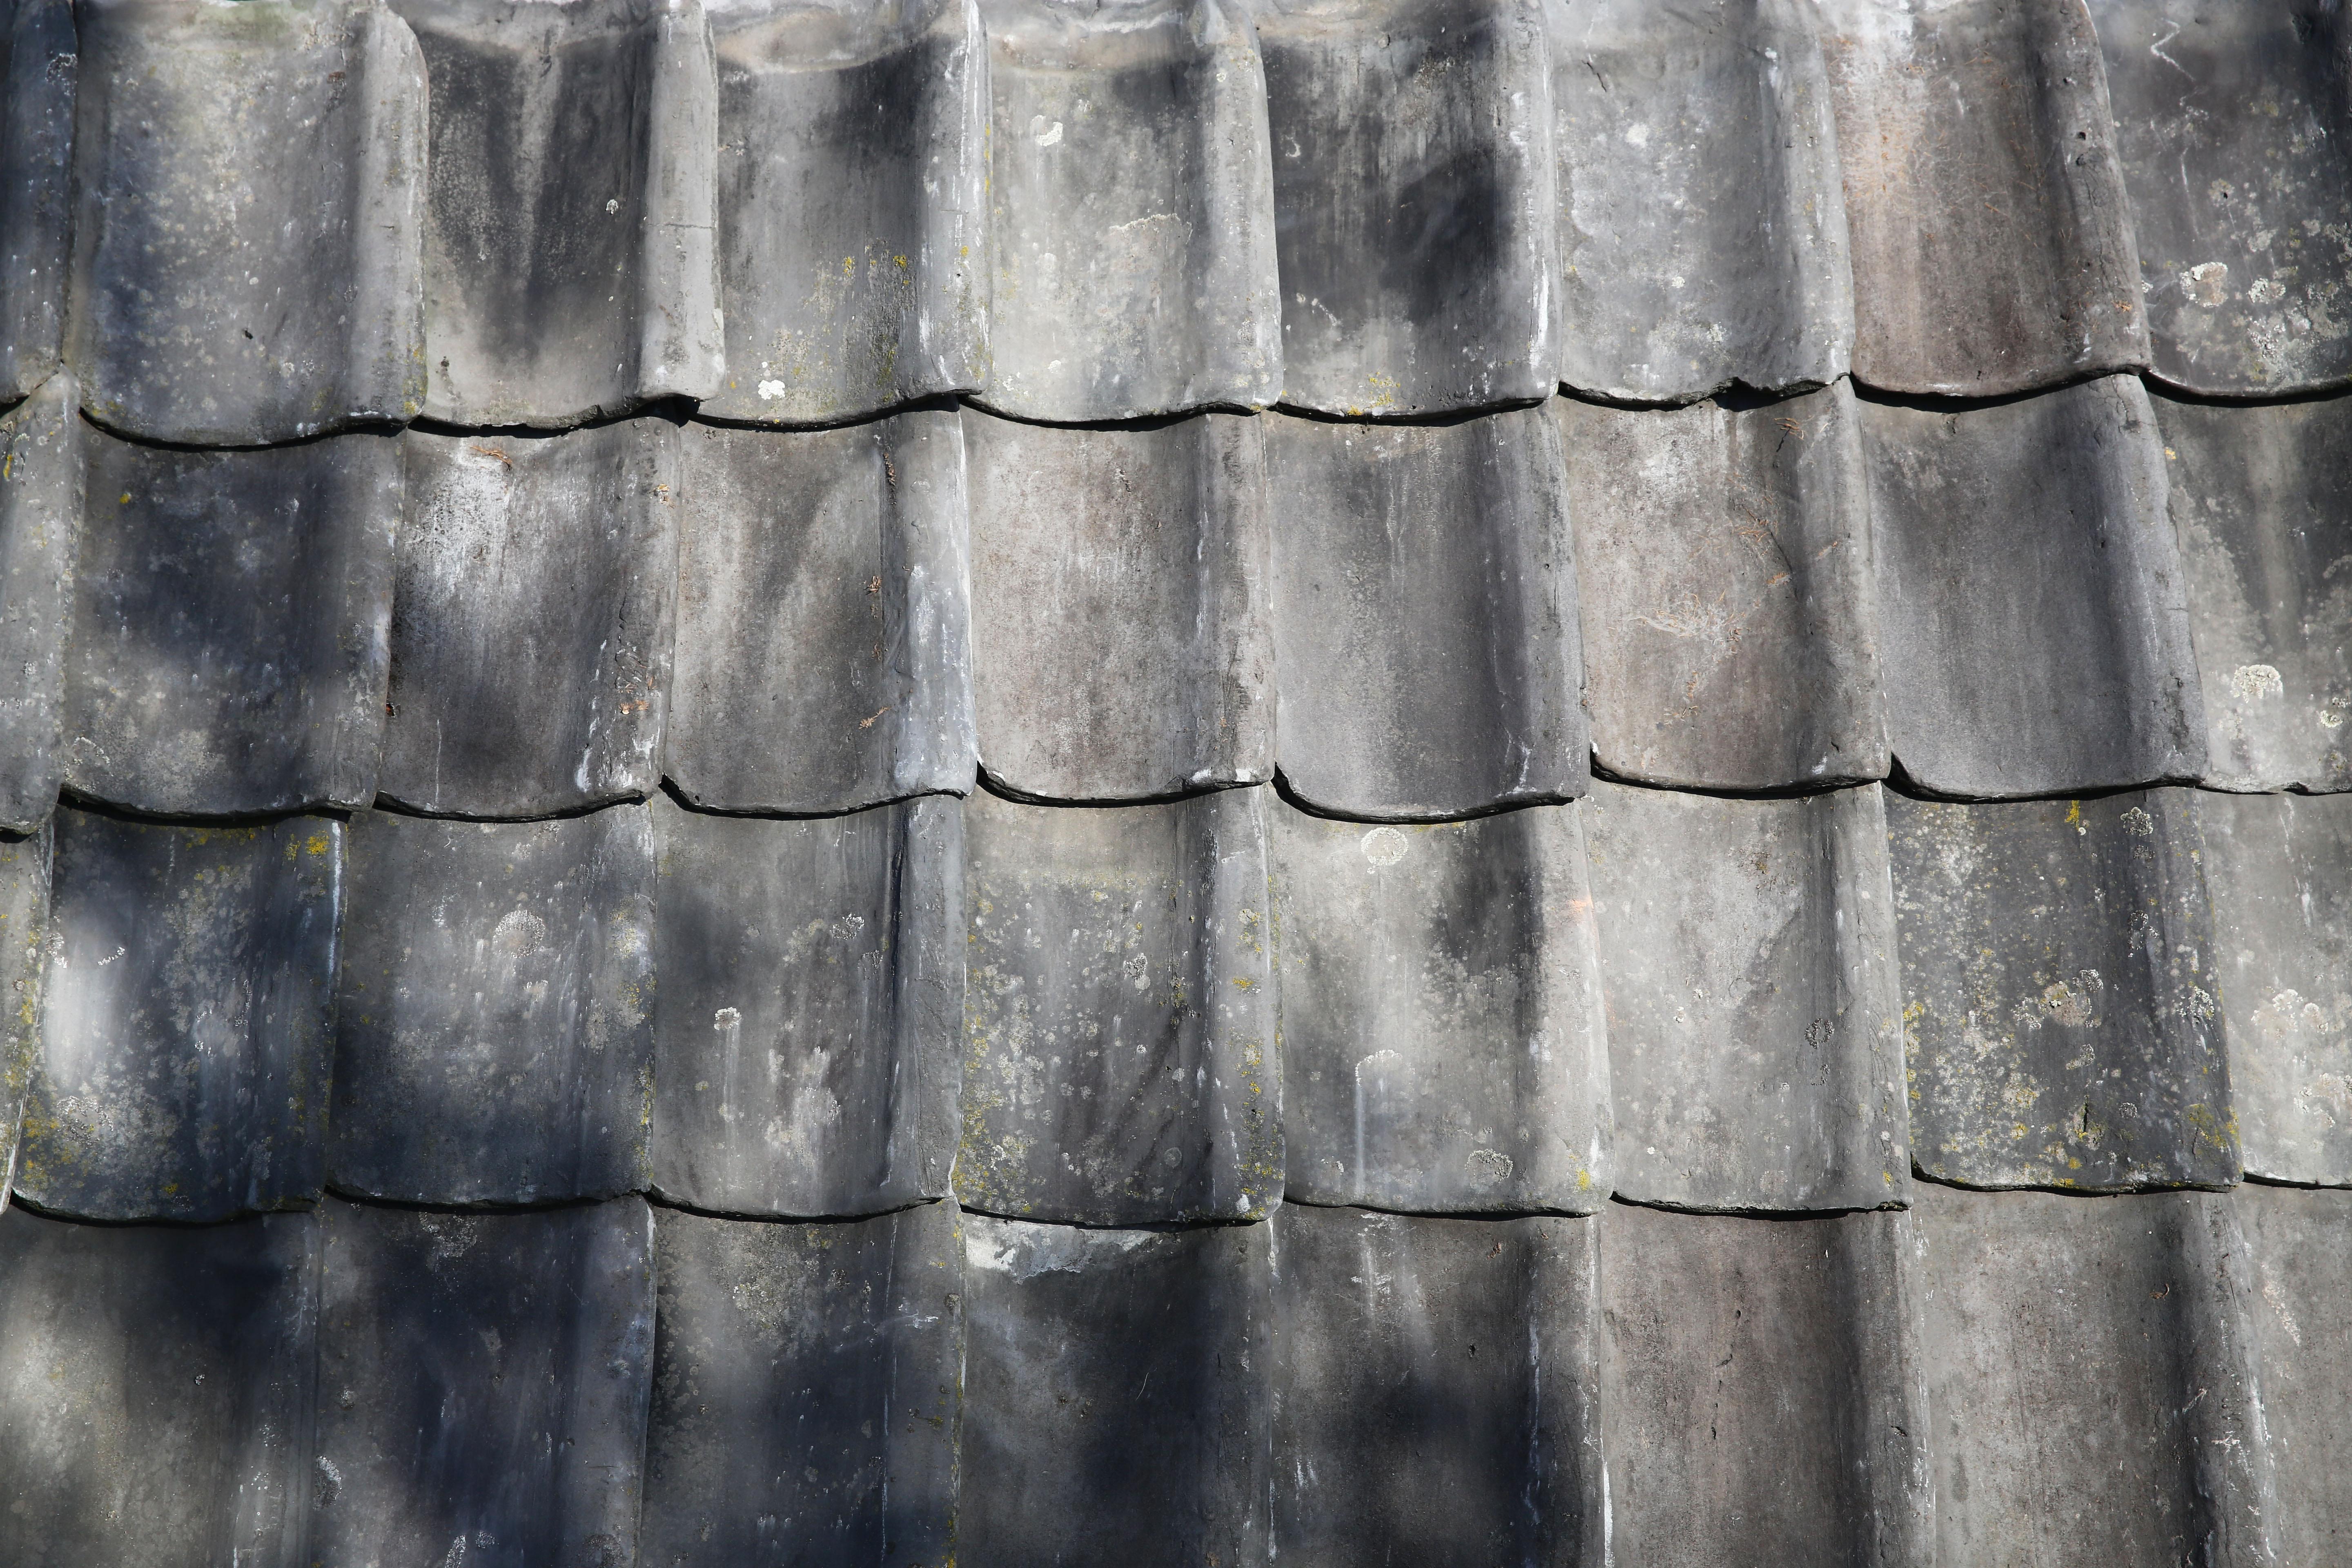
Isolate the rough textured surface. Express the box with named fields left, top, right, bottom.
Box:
left=1563, top=381, right=1885, bottom=791
left=384, top=420, right=678, bottom=819
left=313, top=1196, right=655, bottom=1568
left=0, top=371, right=79, bottom=831
left=959, top=785, right=1277, bottom=1224
left=980, top=0, right=1279, bottom=421
left=2096, top=0, right=2352, bottom=396
left=0, top=0, right=73, bottom=402
left=1272, top=1205, right=1601, bottom=1568
left=650, top=793, right=962, bottom=1218
left=1586, top=782, right=1908, bottom=1213
left=0, top=823, right=45, bottom=1196
left=1271, top=800, right=1608, bottom=1214
left=667, top=411, right=972, bottom=814
left=2154, top=389, right=2352, bottom=793
left=0, top=1207, right=319, bottom=1568
left=1819, top=0, right=2148, bottom=395
left=960, top=1213, right=1271, bottom=1568
left=64, top=0, right=426, bottom=445
left=967, top=407, right=1271, bottom=802
left=1268, top=406, right=1586, bottom=820
left=641, top=1201, right=963, bottom=1568
left=1914, top=1183, right=2278, bottom=1568
left=1258, top=0, right=1555, bottom=417
left=1889, top=789, right=2236, bottom=1192
left=65, top=423, right=400, bottom=819
left=2236, top=1183, right=2352, bottom=1568
left=1548, top=0, right=1854, bottom=403
left=18, top=808, right=339, bottom=1222
left=396, top=0, right=723, bottom=426
left=2197, top=790, right=2352, bottom=1187
left=332, top=806, right=655, bottom=1207
left=1600, top=1203, right=1931, bottom=1568
left=1864, top=374, right=2205, bottom=798
left=699, top=0, right=986, bottom=425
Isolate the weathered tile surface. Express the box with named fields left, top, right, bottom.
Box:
left=2236, top=1183, right=2352, bottom=1568
left=1563, top=381, right=1885, bottom=791
left=961, top=1213, right=1272, bottom=1567
left=1258, top=0, right=1555, bottom=416
left=1915, top=1183, right=2278, bottom=1568
left=1548, top=0, right=1854, bottom=403
left=650, top=793, right=962, bottom=1218
left=66, top=424, right=400, bottom=819
left=980, top=0, right=1279, bottom=421
left=1864, top=374, right=2205, bottom=797
left=1889, top=789, right=2236, bottom=1192
left=0, top=824, right=46, bottom=1202
left=18, top=808, right=339, bottom=1223
left=331, top=806, right=655, bottom=1207
left=1600, top=1203, right=1931, bottom=1568
left=1272, top=1205, right=1601, bottom=1568
left=959, top=785, right=1278, bottom=1225
left=2096, top=0, right=2352, bottom=396
left=313, top=1196, right=655, bottom=1568
left=1819, top=0, right=2148, bottom=395
left=2197, top=791, right=2352, bottom=1187
left=0, top=0, right=74, bottom=402
left=1587, top=782, right=1907, bottom=1212
left=1268, top=407, right=1586, bottom=820
left=0, top=371, right=80, bottom=831
left=966, top=408, right=1272, bottom=802
left=64, top=0, right=426, bottom=444
left=699, top=0, right=986, bottom=425
left=383, top=420, right=677, bottom=819
left=2154, top=389, right=2352, bottom=793
left=1272, top=800, right=1608, bottom=1214
left=641, top=1201, right=963, bottom=1567
left=396, top=0, right=723, bottom=426
left=666, top=412, right=973, bottom=814
left=0, top=1207, right=320, bottom=1568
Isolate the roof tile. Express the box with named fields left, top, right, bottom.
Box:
left=0, top=371, right=78, bottom=832
left=0, top=0, right=73, bottom=403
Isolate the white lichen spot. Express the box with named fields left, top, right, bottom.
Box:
left=2119, top=806, right=2155, bottom=837
left=1361, top=826, right=1408, bottom=867
left=1624, top=122, right=1650, bottom=148
left=2183, top=261, right=2230, bottom=306
left=756, top=379, right=786, bottom=400
left=2231, top=663, right=2285, bottom=701
left=2248, top=277, right=2287, bottom=305
left=1030, top=116, right=1063, bottom=148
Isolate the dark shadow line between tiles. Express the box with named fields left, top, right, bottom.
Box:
left=950, top=1197, right=1267, bottom=1234
left=1877, top=753, right=2204, bottom=808
left=1555, top=374, right=1841, bottom=414
left=1268, top=766, right=1577, bottom=826
left=686, top=390, right=971, bottom=436
left=644, top=1188, right=953, bottom=1227
left=2, top=1189, right=311, bottom=1231
left=1847, top=361, right=2147, bottom=412
left=74, top=405, right=410, bottom=455
left=655, top=774, right=971, bottom=822
left=1905, top=1164, right=2239, bottom=1200
left=2236, top=1170, right=2350, bottom=1193
left=1604, top=1192, right=1906, bottom=1223
left=1587, top=754, right=1887, bottom=803
left=318, top=1181, right=639, bottom=1218
left=973, top=764, right=1261, bottom=811
left=2141, top=372, right=2352, bottom=410
left=367, top=789, right=650, bottom=826
left=408, top=394, right=695, bottom=441
left=1269, top=394, right=1550, bottom=429
left=56, top=786, right=355, bottom=831
left=1282, top=1191, right=1603, bottom=1224
left=958, top=396, right=1267, bottom=433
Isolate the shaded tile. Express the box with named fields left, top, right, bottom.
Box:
left=699, top=0, right=986, bottom=425
left=958, top=784, right=1278, bottom=1225
left=331, top=805, right=655, bottom=1207
left=1267, top=406, right=1586, bottom=821
left=666, top=411, right=973, bottom=814
left=979, top=0, right=1280, bottom=421
left=65, top=423, right=400, bottom=819
left=1819, top=0, right=2148, bottom=395
left=1599, top=1203, right=1931, bottom=1568
left=1272, top=1205, right=1601, bottom=1568
left=1271, top=799, right=1609, bottom=1214
left=2236, top=1182, right=2352, bottom=1568
left=650, top=793, right=961, bottom=1218
left=1561, top=381, right=1885, bottom=792
left=2153, top=389, right=2352, bottom=793
left=1915, top=1183, right=2278, bottom=1568
left=384, top=420, right=678, bottom=819
left=0, top=0, right=74, bottom=401
left=1258, top=0, right=1555, bottom=416
left=2197, top=791, right=2352, bottom=1187
left=17, top=807, right=339, bottom=1222
left=641, top=1200, right=962, bottom=1567
left=313, top=1196, right=655, bottom=1568
left=1864, top=374, right=2205, bottom=797
left=1888, top=789, right=2236, bottom=1192
left=966, top=407, right=1271, bottom=802
left=0, top=824, right=44, bottom=1206
left=2096, top=0, right=2352, bottom=396
left=0, top=371, right=80, bottom=831
left=1587, top=781, right=1908, bottom=1212
left=1547, top=0, right=1853, bottom=403
left=63, top=0, right=426, bottom=444
left=395, top=0, right=723, bottom=426
left=960, top=1213, right=1271, bottom=1567
left=0, top=1207, right=320, bottom=1568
